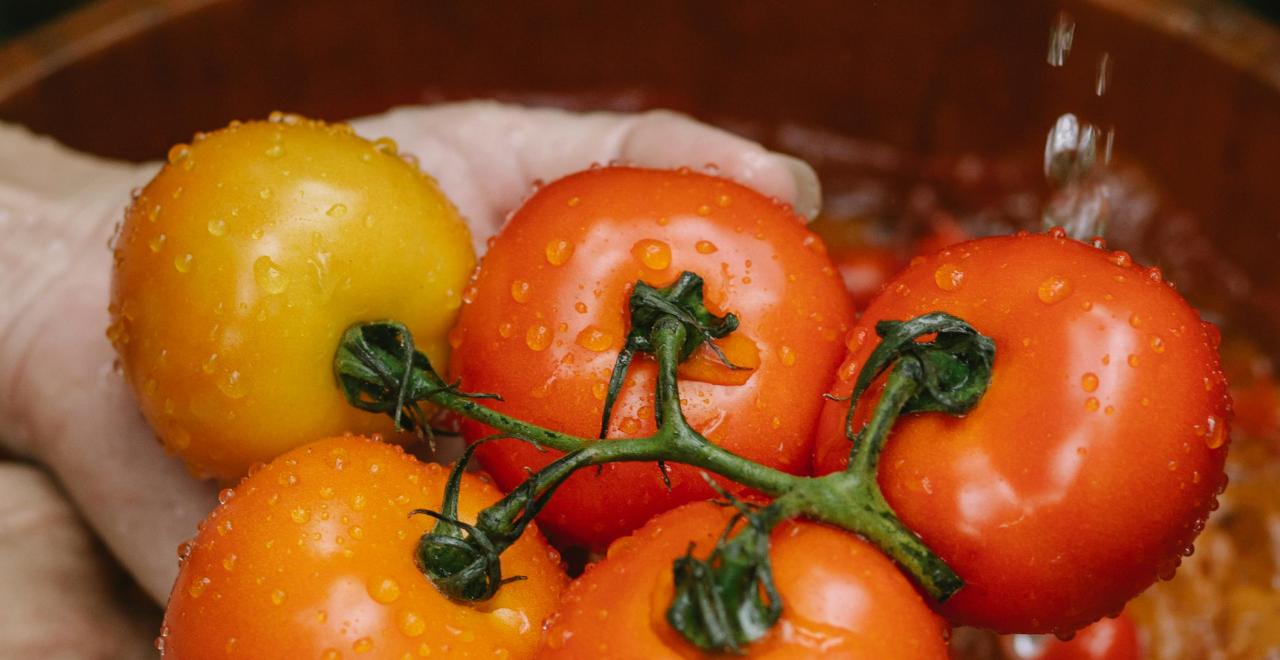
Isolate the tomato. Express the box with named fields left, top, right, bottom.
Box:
left=449, top=166, right=853, bottom=549
left=1002, top=613, right=1142, bottom=660
left=540, top=500, right=949, bottom=658
left=161, top=435, right=566, bottom=658
left=110, top=115, right=475, bottom=479
left=813, top=231, right=1231, bottom=634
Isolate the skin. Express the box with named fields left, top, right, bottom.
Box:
left=449, top=166, right=853, bottom=549
left=162, top=435, right=567, bottom=658
left=110, top=116, right=477, bottom=479
left=540, top=500, right=950, bottom=659
left=813, top=231, right=1231, bottom=635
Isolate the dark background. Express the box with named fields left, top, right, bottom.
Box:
left=2, top=0, right=1279, bottom=42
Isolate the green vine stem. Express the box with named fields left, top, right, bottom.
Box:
left=334, top=272, right=994, bottom=653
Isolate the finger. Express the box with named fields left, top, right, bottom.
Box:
left=0, top=462, right=159, bottom=659
left=0, top=124, right=218, bottom=602
left=350, top=102, right=820, bottom=253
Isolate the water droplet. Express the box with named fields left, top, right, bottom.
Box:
left=264, top=144, right=284, bottom=158
left=697, top=204, right=712, bottom=216
left=510, top=279, right=530, bottom=303
left=1081, top=372, right=1099, bottom=392
left=1095, top=52, right=1112, bottom=96
left=1037, top=275, right=1072, bottom=303
left=592, top=382, right=607, bottom=401
left=254, top=256, right=288, bottom=294
left=545, top=239, right=575, bottom=266
left=717, top=194, right=732, bottom=208
left=218, top=488, right=235, bottom=504
left=631, top=239, right=672, bottom=270
left=1127, top=354, right=1140, bottom=368
left=574, top=302, right=588, bottom=314
left=1149, top=335, right=1165, bottom=353
left=933, top=263, right=965, bottom=291
left=1205, top=415, right=1226, bottom=449
left=290, top=507, right=311, bottom=524
left=149, top=234, right=167, bottom=252
left=188, top=576, right=209, bottom=598
left=576, top=326, right=614, bottom=352
left=201, top=353, right=219, bottom=374
left=695, top=240, right=718, bottom=254
left=352, top=637, right=374, bottom=653
left=778, top=345, right=797, bottom=367
left=277, top=471, right=298, bottom=487
left=1084, top=397, right=1100, bottom=412
left=1047, top=11, right=1075, bottom=66
left=374, top=137, right=398, bottom=156
left=167, top=144, right=191, bottom=165
left=207, top=218, right=227, bottom=236
left=173, top=253, right=194, bottom=273
left=399, top=611, right=427, bottom=637
left=258, top=188, right=272, bottom=200
left=271, top=589, right=286, bottom=605
left=222, top=553, right=237, bottom=572
left=567, top=196, right=581, bottom=207
left=525, top=324, right=552, bottom=351
left=1129, top=314, right=1142, bottom=328
left=369, top=577, right=402, bottom=604
left=218, top=370, right=246, bottom=399
left=326, top=203, right=347, bottom=218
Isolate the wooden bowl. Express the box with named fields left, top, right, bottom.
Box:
left=2, top=0, right=1277, bottom=348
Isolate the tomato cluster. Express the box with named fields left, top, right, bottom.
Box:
left=116, top=117, right=1232, bottom=657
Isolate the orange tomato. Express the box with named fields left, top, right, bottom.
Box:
left=161, top=436, right=566, bottom=658
left=540, top=501, right=950, bottom=658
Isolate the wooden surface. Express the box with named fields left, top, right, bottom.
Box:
left=0, top=0, right=1277, bottom=344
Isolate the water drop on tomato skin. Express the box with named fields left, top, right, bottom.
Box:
left=933, top=263, right=965, bottom=291
left=1037, top=275, right=1072, bottom=303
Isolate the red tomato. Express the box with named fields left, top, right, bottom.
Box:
left=540, top=501, right=950, bottom=658
left=1003, top=613, right=1142, bottom=660
left=813, top=231, right=1230, bottom=634
left=449, top=167, right=853, bottom=549
left=162, top=436, right=566, bottom=658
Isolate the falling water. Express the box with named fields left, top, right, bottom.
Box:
left=1047, top=12, right=1075, bottom=67
left=1042, top=13, right=1114, bottom=239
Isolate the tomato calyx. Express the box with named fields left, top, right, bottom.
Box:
left=667, top=487, right=785, bottom=654
left=600, top=271, right=744, bottom=439
left=334, top=321, right=501, bottom=446
left=840, top=313, right=996, bottom=454
left=410, top=442, right=528, bottom=601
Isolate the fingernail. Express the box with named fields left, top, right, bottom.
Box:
left=776, top=153, right=822, bottom=221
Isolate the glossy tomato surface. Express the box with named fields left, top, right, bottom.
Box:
left=540, top=500, right=950, bottom=658
left=813, top=231, right=1231, bottom=634
left=110, top=116, right=475, bottom=478
left=449, top=167, right=853, bottom=548
left=162, top=435, right=566, bottom=658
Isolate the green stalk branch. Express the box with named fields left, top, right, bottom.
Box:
left=334, top=272, right=995, bottom=655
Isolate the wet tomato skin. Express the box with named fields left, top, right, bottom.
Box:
left=450, top=167, right=854, bottom=549
left=162, top=435, right=566, bottom=658
left=540, top=500, right=950, bottom=659
left=813, top=232, right=1230, bottom=634
left=110, top=117, right=475, bottom=479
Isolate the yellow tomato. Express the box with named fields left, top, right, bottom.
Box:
left=110, top=115, right=475, bottom=479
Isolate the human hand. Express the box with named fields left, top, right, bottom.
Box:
left=0, top=102, right=820, bottom=621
